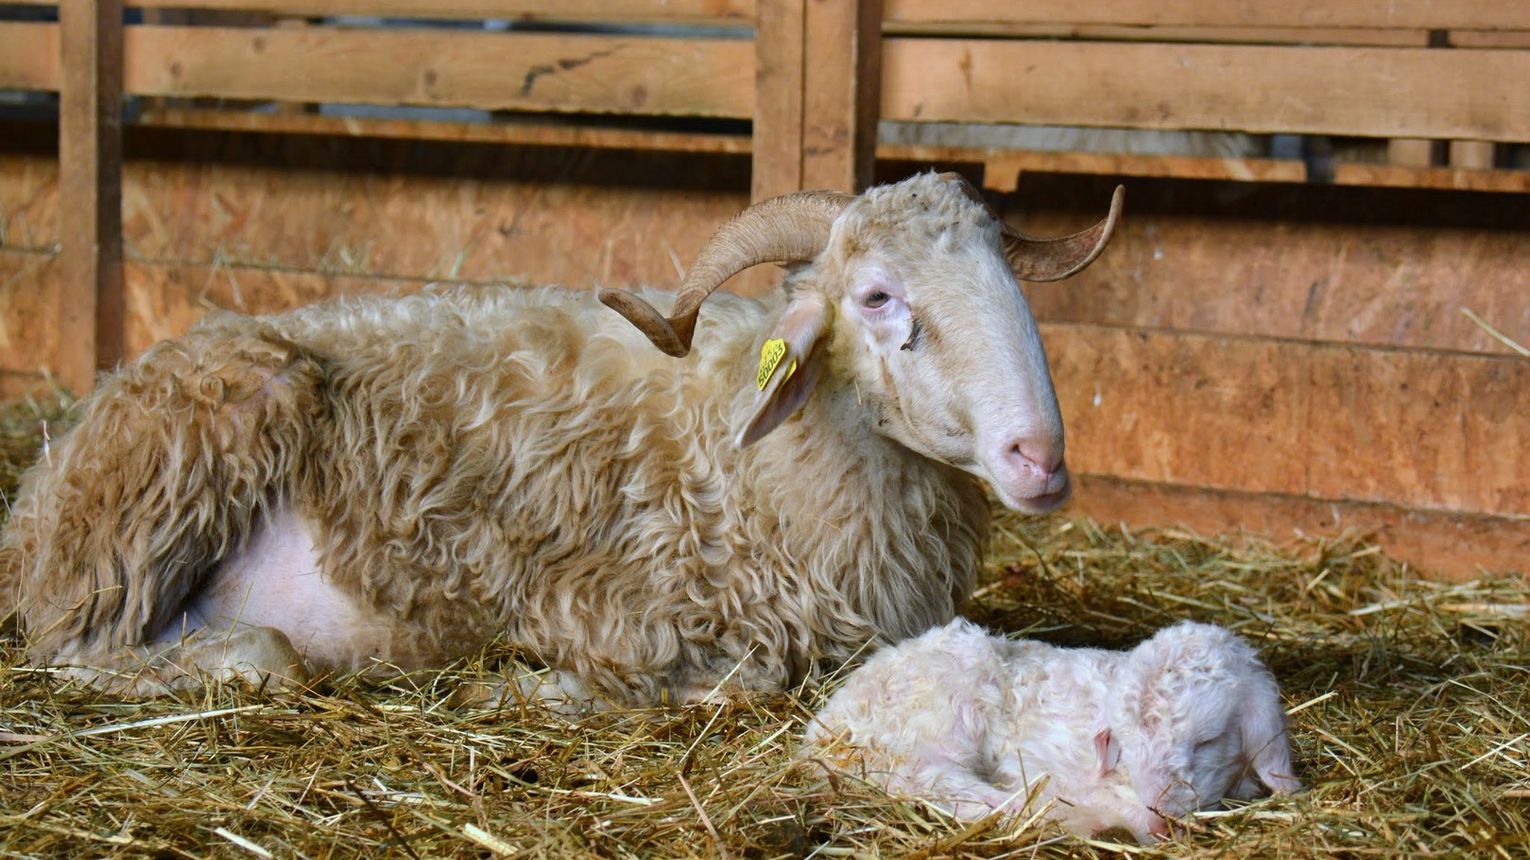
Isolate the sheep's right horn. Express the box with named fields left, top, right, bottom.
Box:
left=1003, top=185, right=1125, bottom=282
left=600, top=190, right=853, bottom=357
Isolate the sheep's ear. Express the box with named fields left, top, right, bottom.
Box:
left=1242, top=674, right=1304, bottom=794
left=738, top=291, right=832, bottom=447
left=1094, top=728, right=1122, bottom=776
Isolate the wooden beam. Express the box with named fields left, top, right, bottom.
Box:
left=1070, top=474, right=1530, bottom=581
left=752, top=0, right=881, bottom=200
left=884, top=1, right=1530, bottom=32
left=750, top=0, right=805, bottom=202
left=5, top=0, right=756, bottom=24
left=883, top=39, right=1530, bottom=143
left=57, top=0, right=125, bottom=393
left=122, top=26, right=753, bottom=117
left=138, top=107, right=753, bottom=154
left=1449, top=140, right=1497, bottom=169
left=800, top=0, right=882, bottom=192
left=0, top=22, right=61, bottom=92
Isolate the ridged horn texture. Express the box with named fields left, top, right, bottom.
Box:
left=1002, top=184, right=1125, bottom=282
left=599, top=190, right=854, bottom=357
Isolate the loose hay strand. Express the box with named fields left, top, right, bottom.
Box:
left=0, top=389, right=1527, bottom=858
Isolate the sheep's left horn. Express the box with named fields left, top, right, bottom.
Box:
left=1003, top=184, right=1125, bottom=282
left=600, top=190, right=853, bottom=357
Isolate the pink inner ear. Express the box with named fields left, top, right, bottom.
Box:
left=737, top=292, right=832, bottom=447
left=1095, top=728, right=1122, bottom=776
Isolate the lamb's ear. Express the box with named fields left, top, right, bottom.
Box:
left=1094, top=728, right=1122, bottom=776
left=738, top=291, right=832, bottom=447
left=1242, top=673, right=1304, bottom=794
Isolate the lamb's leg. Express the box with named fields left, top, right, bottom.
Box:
left=0, top=319, right=325, bottom=670
left=55, top=625, right=310, bottom=696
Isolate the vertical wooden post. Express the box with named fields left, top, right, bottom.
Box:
left=1449, top=140, right=1496, bottom=169
left=752, top=0, right=882, bottom=202
left=58, top=0, right=125, bottom=393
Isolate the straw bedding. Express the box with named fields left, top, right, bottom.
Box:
left=0, top=392, right=1525, bottom=859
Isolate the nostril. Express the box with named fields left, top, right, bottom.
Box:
left=1006, top=437, right=1064, bottom=475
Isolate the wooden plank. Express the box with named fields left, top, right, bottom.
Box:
left=750, top=0, right=805, bottom=202
left=882, top=39, right=1530, bottom=142
left=137, top=108, right=753, bottom=154
left=57, top=0, right=125, bottom=394
left=1022, top=207, right=1530, bottom=356
left=753, top=0, right=881, bottom=198
left=121, top=26, right=753, bottom=117
left=1448, top=29, right=1530, bottom=48
left=884, top=1, right=1530, bottom=32
left=1329, top=162, right=1530, bottom=192
left=0, top=23, right=61, bottom=92
left=1449, top=140, right=1496, bottom=169
left=1070, top=474, right=1530, bottom=580
left=1043, top=323, right=1530, bottom=517
left=6, top=0, right=756, bottom=23
left=800, top=0, right=882, bottom=192
left=0, top=150, right=58, bottom=251
left=1388, top=139, right=1436, bottom=167
left=883, top=22, right=1433, bottom=46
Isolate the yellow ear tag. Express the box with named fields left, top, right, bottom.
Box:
left=756, top=338, right=798, bottom=391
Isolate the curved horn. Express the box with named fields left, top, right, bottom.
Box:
left=1003, top=184, right=1125, bottom=282
left=599, top=190, right=853, bottom=357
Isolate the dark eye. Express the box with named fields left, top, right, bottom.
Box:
left=863, top=291, right=890, bottom=309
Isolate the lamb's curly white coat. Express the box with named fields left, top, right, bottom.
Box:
left=0, top=173, right=1111, bottom=704
left=804, top=619, right=1301, bottom=841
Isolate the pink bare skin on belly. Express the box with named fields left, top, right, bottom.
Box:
left=152, top=504, right=434, bottom=674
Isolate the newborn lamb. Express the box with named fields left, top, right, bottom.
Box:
left=803, top=619, right=1301, bottom=842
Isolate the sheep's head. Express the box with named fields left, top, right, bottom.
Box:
left=600, top=172, right=1121, bottom=513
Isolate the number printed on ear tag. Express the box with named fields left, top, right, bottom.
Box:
left=756, top=338, right=797, bottom=390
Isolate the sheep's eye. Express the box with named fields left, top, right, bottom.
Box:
left=863, top=291, right=891, bottom=309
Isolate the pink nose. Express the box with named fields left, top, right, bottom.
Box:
left=1002, top=435, right=1065, bottom=480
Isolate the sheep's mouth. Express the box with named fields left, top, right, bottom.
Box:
left=992, top=471, right=1071, bottom=514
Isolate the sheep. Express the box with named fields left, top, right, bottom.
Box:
left=0, top=172, right=1122, bottom=705
left=803, top=618, right=1301, bottom=842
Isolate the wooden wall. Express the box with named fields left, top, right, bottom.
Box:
left=3, top=123, right=1526, bottom=578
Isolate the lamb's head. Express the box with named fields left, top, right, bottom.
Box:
left=600, top=172, right=1122, bottom=513
left=1107, top=623, right=1303, bottom=827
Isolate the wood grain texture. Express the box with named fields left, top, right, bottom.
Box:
left=0, top=251, right=61, bottom=388
left=882, top=39, right=1530, bottom=142
left=5, top=0, right=756, bottom=23
left=799, top=0, right=881, bottom=192
left=138, top=108, right=753, bottom=154
left=1069, top=474, right=1529, bottom=580
left=881, top=21, right=1433, bottom=46
left=1043, top=323, right=1530, bottom=517
left=1020, top=210, right=1530, bottom=356
left=57, top=0, right=126, bottom=393
left=0, top=22, right=61, bottom=92
left=122, top=25, right=754, bottom=116
left=884, top=1, right=1530, bottom=31
left=750, top=0, right=805, bottom=202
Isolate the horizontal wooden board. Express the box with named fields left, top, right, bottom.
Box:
left=119, top=25, right=754, bottom=116
left=883, top=22, right=1433, bottom=46
left=0, top=23, right=60, bottom=92
left=882, top=38, right=1530, bottom=142
left=1043, top=323, right=1530, bottom=517
left=138, top=108, right=753, bottom=154
left=884, top=1, right=1530, bottom=31
left=5, top=0, right=756, bottom=23
left=1070, top=474, right=1530, bottom=580
left=1019, top=207, right=1530, bottom=357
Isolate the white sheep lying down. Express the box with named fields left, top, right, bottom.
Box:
left=0, top=173, right=1122, bottom=705
left=804, top=619, right=1302, bottom=842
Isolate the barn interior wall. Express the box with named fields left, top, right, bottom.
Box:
left=2, top=123, right=1526, bottom=578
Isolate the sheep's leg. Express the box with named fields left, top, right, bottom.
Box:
left=452, top=667, right=608, bottom=715
left=0, top=320, right=325, bottom=668
left=54, top=625, right=310, bottom=697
